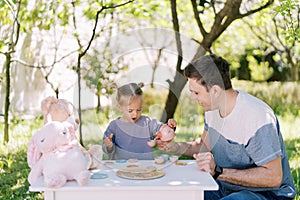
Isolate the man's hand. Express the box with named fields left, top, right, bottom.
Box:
left=193, top=152, right=216, bottom=176
left=156, top=138, right=169, bottom=151
left=156, top=139, right=183, bottom=155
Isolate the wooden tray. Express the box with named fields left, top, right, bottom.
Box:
left=116, top=166, right=165, bottom=180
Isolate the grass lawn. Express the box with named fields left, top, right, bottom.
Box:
left=0, top=114, right=299, bottom=200
left=0, top=81, right=299, bottom=199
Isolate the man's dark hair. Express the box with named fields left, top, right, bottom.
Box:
left=184, top=54, right=232, bottom=90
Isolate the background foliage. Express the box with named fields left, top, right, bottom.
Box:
left=0, top=0, right=299, bottom=199
left=0, top=80, right=299, bottom=200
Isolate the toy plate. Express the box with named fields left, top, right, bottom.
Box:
left=116, top=166, right=164, bottom=180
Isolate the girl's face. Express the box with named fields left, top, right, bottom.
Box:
left=118, top=95, right=143, bottom=123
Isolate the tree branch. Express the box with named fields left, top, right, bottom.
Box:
left=13, top=0, right=21, bottom=46
left=190, top=0, right=207, bottom=37
left=243, top=19, right=284, bottom=53
left=238, top=0, right=274, bottom=18
left=10, top=48, right=78, bottom=68
left=170, top=0, right=183, bottom=73
left=71, top=1, right=82, bottom=50
left=272, top=18, right=288, bottom=51
left=202, top=0, right=274, bottom=49
left=211, top=0, right=217, bottom=15
left=80, top=0, right=134, bottom=58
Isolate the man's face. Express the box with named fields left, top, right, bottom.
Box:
left=188, top=78, right=212, bottom=111
left=118, top=96, right=143, bottom=123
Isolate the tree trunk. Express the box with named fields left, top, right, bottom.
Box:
left=286, top=49, right=299, bottom=81
left=291, top=64, right=299, bottom=81
left=97, top=93, right=101, bottom=112
left=162, top=72, right=187, bottom=122
left=4, top=53, right=11, bottom=144
left=77, top=55, right=83, bottom=146
left=162, top=0, right=185, bottom=122
left=162, top=46, right=207, bottom=122
left=2, top=0, right=22, bottom=144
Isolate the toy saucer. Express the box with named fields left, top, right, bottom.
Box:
left=90, top=172, right=108, bottom=179
left=116, top=159, right=127, bottom=163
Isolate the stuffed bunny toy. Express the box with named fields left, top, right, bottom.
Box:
left=27, top=121, right=90, bottom=188
left=27, top=120, right=78, bottom=168
left=27, top=96, right=102, bottom=169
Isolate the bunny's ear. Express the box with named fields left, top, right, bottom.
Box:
left=41, top=96, right=57, bottom=112
left=41, top=96, right=57, bottom=124
left=27, top=131, right=42, bottom=168
left=66, top=115, right=79, bottom=132
left=63, top=121, right=76, bottom=141
left=67, top=103, right=80, bottom=130
left=44, top=113, right=53, bottom=124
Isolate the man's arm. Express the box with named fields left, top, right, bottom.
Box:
left=219, top=156, right=283, bottom=188
left=157, top=130, right=210, bottom=156
left=194, top=151, right=283, bottom=188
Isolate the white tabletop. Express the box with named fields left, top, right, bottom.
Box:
left=30, top=160, right=218, bottom=200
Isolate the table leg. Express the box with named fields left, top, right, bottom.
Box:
left=44, top=191, right=55, bottom=200
left=193, top=190, right=204, bottom=200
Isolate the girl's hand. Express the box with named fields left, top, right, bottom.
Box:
left=167, top=118, right=177, bottom=130
left=104, top=133, right=114, bottom=150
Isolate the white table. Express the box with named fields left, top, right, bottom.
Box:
left=30, top=160, right=218, bottom=200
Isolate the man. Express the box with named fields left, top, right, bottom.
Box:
left=157, top=54, right=296, bottom=199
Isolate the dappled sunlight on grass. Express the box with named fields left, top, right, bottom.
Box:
left=0, top=81, right=299, bottom=199
left=282, top=138, right=300, bottom=199
left=232, top=80, right=300, bottom=116
left=0, top=118, right=43, bottom=154
left=0, top=147, right=43, bottom=200
left=279, top=115, right=300, bottom=140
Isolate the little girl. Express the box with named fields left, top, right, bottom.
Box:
left=102, top=82, right=176, bottom=160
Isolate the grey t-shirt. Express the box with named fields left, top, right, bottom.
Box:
left=204, top=90, right=296, bottom=198
left=102, top=115, right=162, bottom=160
